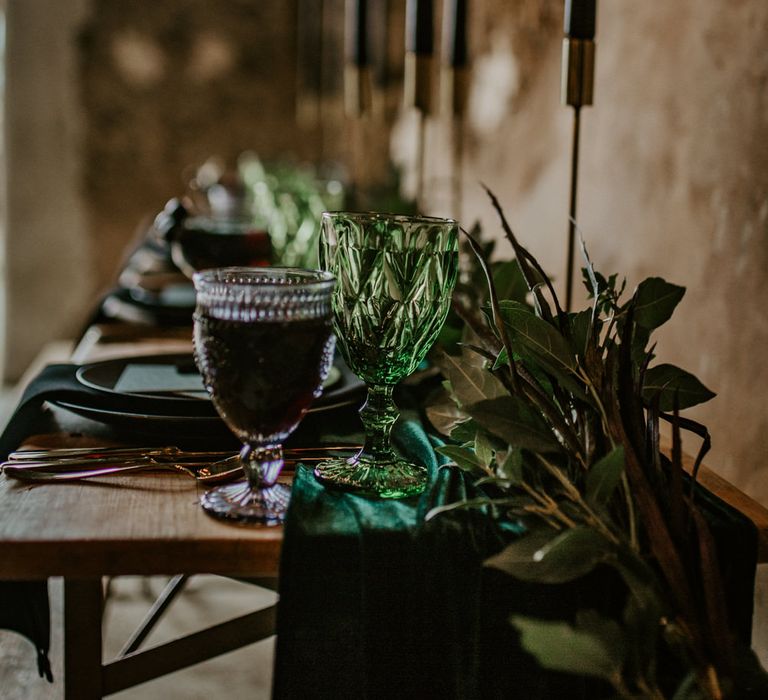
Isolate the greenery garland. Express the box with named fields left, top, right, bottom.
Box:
left=425, top=188, right=767, bottom=699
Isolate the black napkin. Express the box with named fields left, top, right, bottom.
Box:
left=0, top=362, right=219, bottom=455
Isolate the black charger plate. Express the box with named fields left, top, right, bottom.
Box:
left=52, top=353, right=364, bottom=437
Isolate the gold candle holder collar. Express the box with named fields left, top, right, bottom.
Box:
left=344, top=63, right=374, bottom=117
left=561, top=37, right=595, bottom=108
left=404, top=51, right=434, bottom=114
left=440, top=64, right=469, bottom=117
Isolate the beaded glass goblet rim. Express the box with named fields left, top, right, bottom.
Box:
left=321, top=211, right=458, bottom=227
left=193, top=266, right=335, bottom=291
left=193, top=267, right=336, bottom=322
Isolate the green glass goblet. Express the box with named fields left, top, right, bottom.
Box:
left=315, top=212, right=459, bottom=498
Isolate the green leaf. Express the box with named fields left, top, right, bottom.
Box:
left=449, top=419, right=480, bottom=443
left=493, top=347, right=557, bottom=397
left=511, top=611, right=625, bottom=683
left=631, top=325, right=652, bottom=365
left=466, top=396, right=563, bottom=454
left=670, top=672, right=701, bottom=700
left=486, top=526, right=616, bottom=584
left=498, top=301, right=577, bottom=374
left=434, top=444, right=488, bottom=475
left=435, top=349, right=506, bottom=409
left=642, top=364, right=716, bottom=411
left=425, top=393, right=467, bottom=436
left=497, top=300, right=588, bottom=398
left=496, top=448, right=524, bottom=484
left=474, top=430, right=495, bottom=467
left=633, top=277, right=685, bottom=329
left=492, top=260, right=528, bottom=303
left=585, top=447, right=625, bottom=507
left=569, top=309, right=593, bottom=359
left=492, top=348, right=505, bottom=370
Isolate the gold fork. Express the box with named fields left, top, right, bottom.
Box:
left=2, top=445, right=361, bottom=484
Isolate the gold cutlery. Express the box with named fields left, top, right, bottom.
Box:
left=1, top=444, right=361, bottom=484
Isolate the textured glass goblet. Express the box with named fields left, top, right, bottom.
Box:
left=315, top=212, right=458, bottom=498
left=193, top=267, right=335, bottom=524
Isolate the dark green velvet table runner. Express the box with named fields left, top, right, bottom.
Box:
left=273, top=420, right=593, bottom=699
left=273, top=420, right=759, bottom=700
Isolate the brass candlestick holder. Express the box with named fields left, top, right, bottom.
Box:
left=404, top=50, right=434, bottom=210
left=561, top=25, right=596, bottom=311
left=441, top=64, right=469, bottom=221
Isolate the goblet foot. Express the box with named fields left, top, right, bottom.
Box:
left=200, top=480, right=291, bottom=525
left=314, top=456, right=427, bottom=499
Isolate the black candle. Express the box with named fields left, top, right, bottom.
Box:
left=442, top=0, right=467, bottom=67
left=564, top=0, right=596, bottom=40
left=346, top=0, right=368, bottom=66
left=405, top=0, right=434, bottom=55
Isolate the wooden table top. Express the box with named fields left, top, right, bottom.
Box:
left=0, top=468, right=284, bottom=580
left=1, top=322, right=767, bottom=582
left=0, top=323, right=284, bottom=580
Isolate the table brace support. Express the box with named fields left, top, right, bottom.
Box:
left=63, top=575, right=277, bottom=698
left=102, top=604, right=277, bottom=696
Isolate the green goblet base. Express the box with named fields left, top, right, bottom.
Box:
left=200, top=480, right=291, bottom=525
left=314, top=455, right=427, bottom=499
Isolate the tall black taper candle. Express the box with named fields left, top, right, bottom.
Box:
left=442, top=0, right=469, bottom=219
left=406, top=0, right=434, bottom=56
left=564, top=0, right=596, bottom=40
left=346, top=0, right=368, bottom=66
left=345, top=0, right=372, bottom=116
left=404, top=0, right=434, bottom=210
left=562, top=0, right=597, bottom=311
left=404, top=0, right=434, bottom=113
left=442, top=0, right=467, bottom=68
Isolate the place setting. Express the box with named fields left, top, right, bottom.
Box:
left=0, top=210, right=460, bottom=529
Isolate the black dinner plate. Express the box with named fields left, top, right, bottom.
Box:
left=54, top=352, right=365, bottom=434
left=100, top=287, right=196, bottom=326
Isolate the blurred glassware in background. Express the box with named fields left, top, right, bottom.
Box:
left=169, top=163, right=273, bottom=278
left=238, top=152, right=345, bottom=269
left=106, top=154, right=348, bottom=326
left=160, top=154, right=346, bottom=277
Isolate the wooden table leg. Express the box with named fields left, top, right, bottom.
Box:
left=63, top=577, right=103, bottom=700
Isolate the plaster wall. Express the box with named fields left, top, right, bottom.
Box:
left=4, top=0, right=93, bottom=380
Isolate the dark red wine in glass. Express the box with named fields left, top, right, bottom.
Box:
left=194, top=315, right=334, bottom=444
left=193, top=267, right=336, bottom=524
left=172, top=217, right=272, bottom=277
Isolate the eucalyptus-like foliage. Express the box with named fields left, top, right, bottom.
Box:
left=426, top=190, right=766, bottom=699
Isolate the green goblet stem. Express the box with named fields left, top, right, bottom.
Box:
left=358, top=384, right=399, bottom=463
left=314, top=380, right=425, bottom=498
